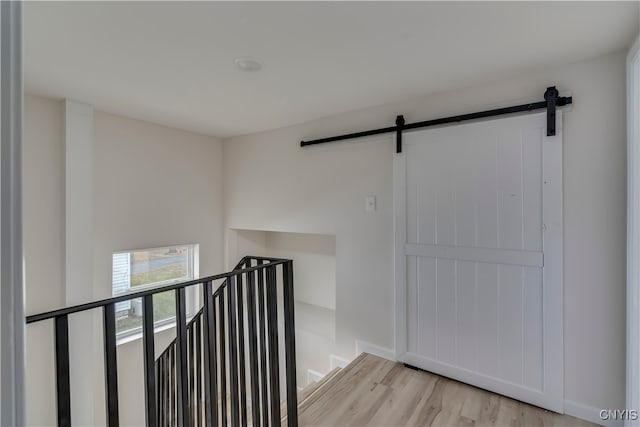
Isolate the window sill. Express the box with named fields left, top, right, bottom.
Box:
left=116, top=320, right=176, bottom=346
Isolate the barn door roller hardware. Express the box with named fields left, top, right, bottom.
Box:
left=300, top=86, right=572, bottom=153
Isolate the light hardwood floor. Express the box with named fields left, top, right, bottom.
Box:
left=295, top=353, right=598, bottom=427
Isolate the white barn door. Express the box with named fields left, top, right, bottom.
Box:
left=394, top=112, right=563, bottom=412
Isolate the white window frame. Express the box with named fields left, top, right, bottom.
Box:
left=112, top=243, right=200, bottom=344
left=628, top=33, right=640, bottom=427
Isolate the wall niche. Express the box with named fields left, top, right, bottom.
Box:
left=228, top=229, right=337, bottom=386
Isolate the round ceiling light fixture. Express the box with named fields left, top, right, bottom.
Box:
left=234, top=57, right=263, bottom=72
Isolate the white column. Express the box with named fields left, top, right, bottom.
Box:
left=64, top=99, right=95, bottom=425
left=0, top=1, right=25, bottom=425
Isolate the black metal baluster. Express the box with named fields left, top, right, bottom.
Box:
left=173, top=346, right=178, bottom=426
left=55, top=315, right=71, bottom=427
left=193, top=321, right=197, bottom=422
left=283, top=261, right=298, bottom=427
left=236, top=274, right=247, bottom=425
left=227, top=276, right=240, bottom=427
left=155, top=358, right=160, bottom=427
left=167, top=349, right=171, bottom=426
left=167, top=352, right=172, bottom=427
left=218, top=288, right=227, bottom=427
left=103, top=303, right=120, bottom=427
left=246, top=269, right=261, bottom=427
left=170, top=347, right=175, bottom=426
left=143, top=296, right=158, bottom=427
left=155, top=361, right=159, bottom=423
left=203, top=281, right=218, bottom=427
left=158, top=355, right=164, bottom=427
left=166, top=351, right=171, bottom=427
left=166, top=352, right=170, bottom=427
left=266, top=266, right=281, bottom=424
left=167, top=351, right=171, bottom=426
left=195, top=317, right=202, bottom=427
left=165, top=352, right=169, bottom=427
left=188, top=321, right=195, bottom=424
left=257, top=263, right=269, bottom=427
left=175, top=288, right=191, bottom=427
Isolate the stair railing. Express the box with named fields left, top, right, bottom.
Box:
left=26, top=256, right=298, bottom=427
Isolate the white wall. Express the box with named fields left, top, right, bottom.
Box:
left=224, top=133, right=394, bottom=362
left=23, top=95, right=64, bottom=426
left=92, top=110, right=224, bottom=293
left=223, top=51, right=628, bottom=418
left=64, top=99, right=97, bottom=425
left=23, top=94, right=225, bottom=426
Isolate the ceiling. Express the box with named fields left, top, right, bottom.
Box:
left=24, top=1, right=639, bottom=139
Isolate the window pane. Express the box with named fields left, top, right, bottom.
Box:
left=130, top=246, right=190, bottom=287
left=112, top=244, right=196, bottom=336
left=116, top=298, right=142, bottom=334
left=152, top=290, right=176, bottom=322
left=114, top=292, right=177, bottom=335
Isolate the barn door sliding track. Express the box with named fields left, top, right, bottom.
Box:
left=300, top=86, right=572, bottom=153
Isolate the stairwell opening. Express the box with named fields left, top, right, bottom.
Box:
left=228, top=229, right=337, bottom=389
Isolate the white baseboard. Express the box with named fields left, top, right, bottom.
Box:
left=564, top=399, right=619, bottom=427
left=355, top=340, right=396, bottom=361
left=329, top=354, right=351, bottom=370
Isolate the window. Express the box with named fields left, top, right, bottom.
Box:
left=112, top=244, right=199, bottom=337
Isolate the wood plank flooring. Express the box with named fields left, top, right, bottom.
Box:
left=296, top=353, right=598, bottom=427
